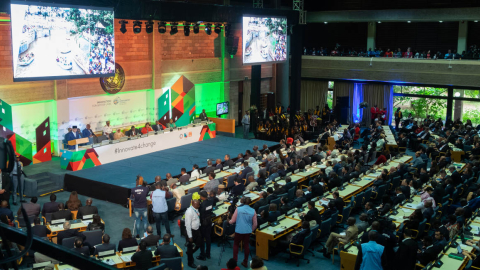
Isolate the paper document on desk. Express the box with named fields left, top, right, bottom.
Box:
left=102, top=259, right=116, bottom=265
left=402, top=208, right=414, bottom=214
left=404, top=204, right=417, bottom=208
left=318, top=182, right=324, bottom=186
left=83, top=221, right=92, bottom=226
left=320, top=200, right=329, bottom=206
left=120, top=255, right=132, bottom=262
left=471, top=225, right=480, bottom=233
left=244, top=193, right=256, bottom=198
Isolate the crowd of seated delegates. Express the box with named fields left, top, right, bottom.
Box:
left=303, top=46, right=473, bottom=60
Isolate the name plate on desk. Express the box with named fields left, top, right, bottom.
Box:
left=294, top=169, right=299, bottom=174
left=141, top=134, right=148, bottom=138
left=286, top=172, right=292, bottom=176
left=287, top=209, right=296, bottom=216
left=259, top=222, right=269, bottom=230
left=189, top=176, right=197, bottom=181
left=223, top=166, right=230, bottom=170
left=214, top=169, right=221, bottom=173
left=199, top=173, right=206, bottom=178
left=111, top=140, right=119, bottom=144
left=123, top=246, right=137, bottom=253
left=99, top=250, right=115, bottom=257
left=51, top=218, right=65, bottom=225
left=82, top=214, right=93, bottom=220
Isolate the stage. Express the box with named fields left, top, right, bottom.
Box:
left=64, top=136, right=278, bottom=205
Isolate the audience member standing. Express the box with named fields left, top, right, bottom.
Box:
left=11, top=155, right=26, bottom=205
left=354, top=231, right=386, bottom=270
left=228, top=197, right=257, bottom=268
left=198, top=191, right=214, bottom=260
left=242, top=111, right=250, bottom=139
left=131, top=176, right=149, bottom=238
left=150, top=182, right=170, bottom=236
left=185, top=200, right=202, bottom=268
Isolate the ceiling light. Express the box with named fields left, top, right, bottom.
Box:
left=407, top=21, right=411, bottom=23
left=324, top=22, right=328, bottom=24
left=170, top=22, right=178, bottom=35
left=119, top=20, right=128, bottom=34
left=133, top=20, right=142, bottom=34
left=145, top=21, right=154, bottom=33
left=184, top=23, right=191, bottom=36
left=475, top=20, right=479, bottom=23
left=214, top=23, right=222, bottom=34
left=205, top=23, right=212, bottom=35
left=193, top=23, right=200, bottom=34
left=439, top=21, right=443, bottom=23
left=158, top=22, right=166, bottom=34
left=378, top=21, right=381, bottom=23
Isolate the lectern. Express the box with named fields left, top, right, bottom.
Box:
left=68, top=138, right=89, bottom=151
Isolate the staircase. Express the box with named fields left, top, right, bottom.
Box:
left=24, top=172, right=64, bottom=198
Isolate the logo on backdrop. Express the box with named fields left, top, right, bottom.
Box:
left=179, top=132, right=193, bottom=139
left=100, top=63, right=125, bottom=94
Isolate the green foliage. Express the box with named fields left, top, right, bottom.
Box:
left=463, top=109, right=480, bottom=125
left=393, top=86, right=447, bottom=119
left=66, top=8, right=113, bottom=35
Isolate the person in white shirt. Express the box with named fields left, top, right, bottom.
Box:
left=170, top=183, right=185, bottom=203
left=216, top=184, right=228, bottom=202
left=191, top=164, right=201, bottom=179
left=103, top=121, right=112, bottom=136
left=185, top=200, right=201, bottom=268
left=376, top=134, right=386, bottom=152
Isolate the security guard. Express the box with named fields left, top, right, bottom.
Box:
left=198, top=190, right=214, bottom=260
left=11, top=155, right=26, bottom=205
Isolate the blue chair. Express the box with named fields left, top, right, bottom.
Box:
left=83, top=229, right=103, bottom=246
left=271, top=198, right=282, bottom=209
left=286, top=231, right=313, bottom=266
left=337, top=206, right=352, bottom=228
left=61, top=236, right=76, bottom=248
left=329, top=211, right=338, bottom=229
left=288, top=187, right=296, bottom=201
left=226, top=175, right=236, bottom=190
left=188, top=186, right=200, bottom=194
left=160, top=257, right=182, bottom=270
left=315, top=218, right=331, bottom=250
left=179, top=193, right=193, bottom=212
left=148, top=263, right=166, bottom=270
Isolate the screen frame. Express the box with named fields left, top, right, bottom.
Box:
left=216, top=101, right=229, bottom=116
left=10, top=1, right=115, bottom=82
left=242, top=14, right=288, bottom=66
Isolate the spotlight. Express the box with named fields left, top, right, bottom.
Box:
left=133, top=20, right=142, bottom=34
left=377, top=21, right=381, bottom=23
left=205, top=23, right=212, bottom=35
left=145, top=21, right=154, bottom=34
left=158, top=22, right=166, bottom=34
left=193, top=23, right=200, bottom=34
left=324, top=22, right=328, bottom=24
left=225, top=23, right=231, bottom=36
left=214, top=23, right=222, bottom=34
left=475, top=20, right=479, bottom=23
left=407, top=21, right=411, bottom=23
left=119, top=20, right=128, bottom=34
left=184, top=23, right=191, bottom=36
left=170, top=22, right=178, bottom=35
left=439, top=21, right=443, bottom=23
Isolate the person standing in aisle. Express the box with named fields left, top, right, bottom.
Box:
left=242, top=111, right=250, bottom=139
left=150, top=182, right=170, bottom=236
left=185, top=200, right=202, bottom=268
left=131, top=176, right=149, bottom=239
left=228, top=197, right=257, bottom=268
left=11, top=155, right=26, bottom=205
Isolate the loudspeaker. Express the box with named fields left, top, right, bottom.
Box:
left=335, top=96, right=350, bottom=124
left=226, top=36, right=239, bottom=56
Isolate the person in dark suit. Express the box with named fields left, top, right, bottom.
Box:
left=32, top=217, right=51, bottom=238
left=237, top=161, right=253, bottom=181
left=231, top=179, right=245, bottom=196
left=449, top=165, right=462, bottom=186
left=0, top=201, right=13, bottom=222
left=302, top=201, right=321, bottom=225
left=17, top=197, right=40, bottom=217
left=253, top=192, right=268, bottom=212
left=392, top=187, right=406, bottom=206
left=302, top=152, right=311, bottom=166
left=223, top=154, right=234, bottom=167
left=131, top=242, right=153, bottom=270
left=118, top=228, right=138, bottom=252
left=42, top=194, right=60, bottom=217
left=284, top=176, right=295, bottom=191
left=423, top=201, right=434, bottom=222
left=127, top=126, right=139, bottom=137
left=57, top=221, right=86, bottom=245
left=400, top=180, right=411, bottom=199
left=51, top=203, right=72, bottom=221
left=322, top=201, right=337, bottom=221
left=417, top=236, right=438, bottom=266
left=178, top=168, right=191, bottom=184
left=265, top=157, right=275, bottom=172
left=332, top=191, right=345, bottom=213
left=360, top=221, right=385, bottom=245
left=155, top=234, right=180, bottom=258
left=291, top=221, right=311, bottom=245
left=94, top=234, right=116, bottom=255
left=152, top=120, right=164, bottom=132
left=77, top=198, right=98, bottom=220
left=215, top=159, right=223, bottom=170
left=266, top=204, right=281, bottom=222
left=292, top=190, right=307, bottom=208
left=308, top=179, right=324, bottom=198
left=279, top=197, right=293, bottom=214
left=203, top=160, right=215, bottom=175
left=140, top=226, right=161, bottom=247
left=72, top=237, right=90, bottom=256
left=395, top=229, right=418, bottom=270
left=65, top=126, right=82, bottom=150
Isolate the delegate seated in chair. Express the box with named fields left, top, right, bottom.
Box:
left=279, top=221, right=311, bottom=250
left=322, top=217, right=358, bottom=259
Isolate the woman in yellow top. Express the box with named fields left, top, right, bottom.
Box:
left=314, top=106, right=321, bottom=116
left=257, top=121, right=264, bottom=132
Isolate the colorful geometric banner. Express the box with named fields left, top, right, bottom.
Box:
left=60, top=148, right=101, bottom=171
left=0, top=99, right=13, bottom=131
left=33, top=117, right=51, bottom=164
left=199, top=123, right=217, bottom=141
left=0, top=124, right=32, bottom=166
left=158, top=75, right=196, bottom=127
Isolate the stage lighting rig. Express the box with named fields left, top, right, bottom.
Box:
left=170, top=22, right=178, bottom=35
left=158, top=22, right=166, bottom=33
left=145, top=21, right=154, bottom=33
left=224, top=23, right=231, bottom=36
left=133, top=20, right=142, bottom=34
left=184, top=23, right=191, bottom=36
left=205, top=23, right=212, bottom=35
left=214, top=23, right=222, bottom=34
left=119, top=20, right=128, bottom=34
left=193, top=23, right=200, bottom=34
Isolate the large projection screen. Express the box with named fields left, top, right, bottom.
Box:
left=242, top=16, right=287, bottom=65
left=10, top=1, right=115, bottom=82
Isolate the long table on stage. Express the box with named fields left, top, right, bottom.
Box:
left=61, top=123, right=216, bottom=171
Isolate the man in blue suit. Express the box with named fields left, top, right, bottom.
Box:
left=82, top=124, right=95, bottom=145
left=65, top=126, right=82, bottom=150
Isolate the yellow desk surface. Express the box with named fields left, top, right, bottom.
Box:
left=438, top=254, right=467, bottom=270
left=379, top=161, right=400, bottom=171
left=276, top=175, right=303, bottom=185
left=393, top=155, right=413, bottom=163
left=288, top=205, right=325, bottom=220
left=213, top=204, right=230, bottom=217
left=49, top=221, right=88, bottom=233
left=389, top=207, right=414, bottom=224
left=351, top=177, right=375, bottom=188
left=326, top=185, right=361, bottom=199
left=402, top=196, right=422, bottom=209
left=256, top=217, right=302, bottom=260
left=100, top=254, right=124, bottom=265
left=181, top=180, right=208, bottom=192
left=294, top=167, right=321, bottom=177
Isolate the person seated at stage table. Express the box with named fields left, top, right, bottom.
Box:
left=94, top=234, right=116, bottom=256
left=82, top=124, right=96, bottom=145
left=231, top=179, right=245, bottom=196
left=170, top=183, right=185, bottom=203
left=72, top=237, right=90, bottom=256
left=65, top=126, right=82, bottom=150
left=32, top=217, right=51, bottom=238
left=155, top=234, right=180, bottom=259
left=103, top=121, right=113, bottom=136
left=178, top=168, right=191, bottom=183
left=215, top=159, right=223, bottom=170
left=224, top=154, right=234, bottom=167
left=77, top=198, right=98, bottom=220
left=42, top=194, right=59, bottom=217
left=204, top=160, right=215, bottom=175
left=152, top=120, right=164, bottom=132
left=65, top=191, right=82, bottom=211
left=128, top=125, right=139, bottom=137
left=113, top=128, right=125, bottom=140
left=199, top=109, right=208, bottom=121
left=237, top=161, right=253, bottom=181
left=87, top=214, right=105, bottom=232
left=141, top=123, right=153, bottom=134
left=167, top=119, right=176, bottom=129
left=141, top=226, right=161, bottom=247
left=51, top=203, right=72, bottom=221
left=149, top=176, right=162, bottom=192
left=118, top=228, right=138, bottom=252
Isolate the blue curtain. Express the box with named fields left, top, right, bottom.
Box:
left=352, top=83, right=364, bottom=124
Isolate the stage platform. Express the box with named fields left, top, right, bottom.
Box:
left=64, top=136, right=278, bottom=205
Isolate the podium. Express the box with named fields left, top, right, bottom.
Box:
left=68, top=138, right=89, bottom=151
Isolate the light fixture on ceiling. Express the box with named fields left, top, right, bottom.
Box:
left=158, top=21, right=166, bottom=33
left=133, top=20, right=142, bottom=34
